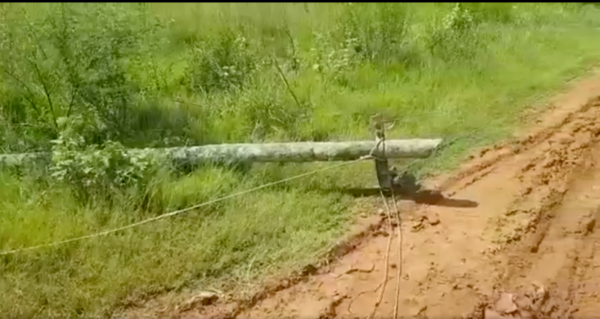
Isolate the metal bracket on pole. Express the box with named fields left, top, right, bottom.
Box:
left=372, top=116, right=394, bottom=193
left=374, top=155, right=393, bottom=191
left=371, top=115, right=421, bottom=195
left=373, top=141, right=421, bottom=195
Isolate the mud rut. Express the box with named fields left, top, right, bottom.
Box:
left=165, top=72, right=600, bottom=319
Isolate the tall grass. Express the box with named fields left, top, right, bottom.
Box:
left=1, top=3, right=600, bottom=318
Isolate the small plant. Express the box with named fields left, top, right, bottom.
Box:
left=339, top=3, right=411, bottom=64
left=423, top=3, right=479, bottom=62
left=50, top=115, right=161, bottom=204
left=186, top=31, right=256, bottom=94
left=304, top=31, right=360, bottom=85
left=442, top=3, right=475, bottom=32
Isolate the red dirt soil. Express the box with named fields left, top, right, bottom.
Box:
left=144, top=69, right=600, bottom=319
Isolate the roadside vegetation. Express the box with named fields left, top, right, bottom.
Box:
left=1, top=3, right=600, bottom=318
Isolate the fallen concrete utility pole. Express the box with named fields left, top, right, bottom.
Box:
left=157, top=138, right=443, bottom=163
left=0, top=138, right=442, bottom=168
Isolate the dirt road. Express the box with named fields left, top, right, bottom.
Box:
left=174, top=69, right=600, bottom=319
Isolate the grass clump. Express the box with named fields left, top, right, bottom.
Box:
left=1, top=3, right=600, bottom=318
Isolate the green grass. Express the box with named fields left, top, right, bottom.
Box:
left=2, top=3, right=600, bottom=318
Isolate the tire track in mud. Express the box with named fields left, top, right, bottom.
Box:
left=442, top=74, right=600, bottom=195
left=474, top=96, right=600, bottom=319
left=164, top=72, right=600, bottom=319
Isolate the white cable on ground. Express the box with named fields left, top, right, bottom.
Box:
left=390, top=186, right=403, bottom=319
left=0, top=158, right=371, bottom=256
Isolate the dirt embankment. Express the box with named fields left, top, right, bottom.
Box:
left=156, top=70, right=600, bottom=319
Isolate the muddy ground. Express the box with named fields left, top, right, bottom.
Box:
left=160, top=69, right=600, bottom=319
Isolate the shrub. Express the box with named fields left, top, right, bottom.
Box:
left=50, top=116, right=162, bottom=205
left=422, top=3, right=481, bottom=62
left=0, top=4, right=190, bottom=152
left=185, top=30, right=257, bottom=94
left=339, top=3, right=411, bottom=64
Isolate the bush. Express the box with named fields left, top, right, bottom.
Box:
left=339, top=3, right=411, bottom=64
left=49, top=116, right=162, bottom=205
left=185, top=30, right=257, bottom=94
left=0, top=4, right=192, bottom=152
left=421, top=3, right=481, bottom=62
